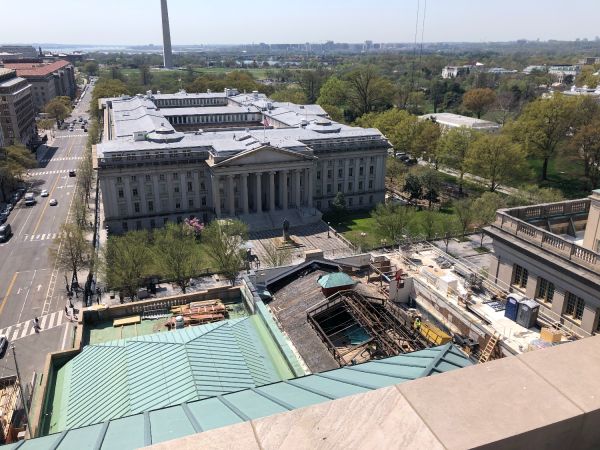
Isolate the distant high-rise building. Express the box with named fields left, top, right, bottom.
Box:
left=160, top=0, right=174, bottom=68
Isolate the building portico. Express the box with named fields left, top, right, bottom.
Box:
left=207, top=146, right=319, bottom=229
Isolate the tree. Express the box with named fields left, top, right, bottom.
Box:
left=510, top=94, right=577, bottom=180
left=454, top=199, right=475, bottom=238
left=570, top=119, right=600, bottom=189
left=356, top=109, right=418, bottom=157
left=37, top=118, right=55, bottom=133
left=50, top=223, right=91, bottom=286
left=462, top=88, right=497, bottom=119
left=511, top=185, right=564, bottom=206
left=153, top=223, right=204, bottom=293
left=331, top=192, right=347, bottom=217
left=83, top=61, right=99, bottom=77
left=44, top=98, right=71, bottom=125
left=0, top=145, right=37, bottom=200
left=386, top=156, right=406, bottom=186
left=437, top=127, right=478, bottom=194
left=473, top=192, right=505, bottom=247
left=317, top=76, right=348, bottom=122
left=270, top=86, right=307, bottom=104
left=413, top=120, right=441, bottom=164
left=420, top=168, right=441, bottom=208
left=439, top=214, right=460, bottom=253
left=262, top=241, right=292, bottom=268
left=418, top=210, right=439, bottom=240
left=371, top=203, right=414, bottom=243
left=404, top=173, right=423, bottom=205
left=296, top=70, right=326, bottom=104
left=103, top=231, right=153, bottom=300
left=345, top=65, right=394, bottom=118
left=202, top=219, right=248, bottom=284
left=466, top=134, right=527, bottom=192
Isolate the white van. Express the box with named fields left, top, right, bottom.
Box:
left=24, top=192, right=36, bottom=206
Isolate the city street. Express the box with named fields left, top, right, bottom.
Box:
left=0, top=83, right=93, bottom=384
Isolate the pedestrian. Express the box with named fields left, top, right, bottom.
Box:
left=33, top=317, right=40, bottom=333
left=64, top=306, right=68, bottom=315
left=414, top=317, right=421, bottom=333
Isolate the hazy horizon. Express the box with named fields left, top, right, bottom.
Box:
left=2, top=0, right=599, bottom=46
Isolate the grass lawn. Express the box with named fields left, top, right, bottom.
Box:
left=526, top=154, right=588, bottom=199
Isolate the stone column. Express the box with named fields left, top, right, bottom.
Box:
left=227, top=174, right=235, bottom=215
left=255, top=172, right=262, bottom=213
left=281, top=170, right=288, bottom=210
left=213, top=175, right=221, bottom=217
left=241, top=173, right=249, bottom=214
left=294, top=169, right=301, bottom=207
left=269, top=171, right=276, bottom=211
left=306, top=168, right=313, bottom=208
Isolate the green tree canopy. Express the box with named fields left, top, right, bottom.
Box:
left=0, top=145, right=37, bottom=199
left=153, top=223, right=204, bottom=293
left=473, top=192, right=506, bottom=246
left=510, top=94, right=578, bottom=180
left=467, top=134, right=527, bottom=192
left=437, top=127, right=478, bottom=194
left=202, top=219, right=248, bottom=284
left=371, top=203, right=415, bottom=243
left=44, top=98, right=71, bottom=125
left=462, top=88, right=497, bottom=119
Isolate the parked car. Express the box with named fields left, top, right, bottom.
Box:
left=0, top=213, right=7, bottom=224
left=24, top=192, right=36, bottom=206
left=69, top=170, right=76, bottom=177
left=0, top=335, right=8, bottom=356
left=40, top=189, right=49, bottom=197
left=49, top=198, right=58, bottom=206
left=0, top=224, right=12, bottom=243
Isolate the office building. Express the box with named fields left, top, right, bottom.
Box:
left=441, top=65, right=470, bottom=79
left=0, top=68, right=35, bottom=146
left=95, top=90, right=389, bottom=233
left=3, top=60, right=76, bottom=112
left=486, top=191, right=600, bottom=335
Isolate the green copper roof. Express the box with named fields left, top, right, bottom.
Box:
left=15, top=343, right=471, bottom=450
left=50, top=318, right=284, bottom=433
left=317, top=272, right=355, bottom=289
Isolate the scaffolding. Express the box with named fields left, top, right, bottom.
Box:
left=307, top=290, right=425, bottom=366
left=0, top=376, right=22, bottom=444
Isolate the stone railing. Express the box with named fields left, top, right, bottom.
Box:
left=493, top=211, right=600, bottom=272
left=506, top=199, right=590, bottom=221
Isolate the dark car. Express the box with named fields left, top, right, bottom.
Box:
left=0, top=224, right=12, bottom=243
left=0, top=335, right=8, bottom=357
left=69, top=170, right=76, bottom=177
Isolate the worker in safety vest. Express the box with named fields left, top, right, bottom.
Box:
left=414, top=317, right=421, bottom=332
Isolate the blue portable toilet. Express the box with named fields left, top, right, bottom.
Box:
left=504, top=294, right=523, bottom=322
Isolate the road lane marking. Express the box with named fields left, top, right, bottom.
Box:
left=17, top=270, right=37, bottom=325
left=31, top=138, right=76, bottom=236
left=0, top=272, right=19, bottom=318
left=40, top=315, right=48, bottom=329
left=19, top=323, right=30, bottom=339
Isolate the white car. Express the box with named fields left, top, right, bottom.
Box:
left=49, top=199, right=58, bottom=206
left=40, top=189, right=49, bottom=197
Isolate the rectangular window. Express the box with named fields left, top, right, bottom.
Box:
left=118, top=189, right=124, bottom=199
left=317, top=171, right=321, bottom=180
left=359, top=167, right=364, bottom=176
left=116, top=176, right=122, bottom=184
left=174, top=187, right=180, bottom=194
left=359, top=196, right=363, bottom=205
left=512, top=264, right=528, bottom=288
left=536, top=278, right=555, bottom=304
left=369, top=166, right=374, bottom=175
left=369, top=195, right=373, bottom=204
left=159, top=174, right=165, bottom=181
left=173, top=173, right=179, bottom=180
left=122, top=222, right=128, bottom=232
left=368, top=180, right=373, bottom=189
left=201, top=196, right=207, bottom=206
left=186, top=171, right=192, bottom=179
left=348, top=182, right=353, bottom=191
left=327, top=170, right=332, bottom=179
left=150, top=219, right=156, bottom=228
left=132, top=188, right=138, bottom=197
left=565, top=292, right=585, bottom=321
left=200, top=182, right=206, bottom=191
left=349, top=167, right=354, bottom=177
left=348, top=198, right=353, bottom=206
left=187, top=181, right=193, bottom=192
left=338, top=168, right=343, bottom=177
left=359, top=181, right=363, bottom=190
left=176, top=202, right=181, bottom=209
left=131, top=175, right=137, bottom=182
left=134, top=202, right=140, bottom=213
left=145, top=175, right=151, bottom=182
left=337, top=183, right=342, bottom=192
left=327, top=184, right=332, bottom=194
left=148, top=201, right=154, bottom=212
left=188, top=199, right=194, bottom=208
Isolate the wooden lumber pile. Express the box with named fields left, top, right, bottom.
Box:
left=165, top=300, right=228, bottom=329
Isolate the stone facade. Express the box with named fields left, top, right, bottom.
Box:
left=0, top=69, right=35, bottom=146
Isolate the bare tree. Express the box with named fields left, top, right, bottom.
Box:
left=50, top=223, right=91, bottom=285
left=262, top=241, right=292, bottom=268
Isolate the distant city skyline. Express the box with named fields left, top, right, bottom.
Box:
left=2, top=0, right=600, bottom=46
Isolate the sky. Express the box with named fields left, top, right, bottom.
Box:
left=1, top=0, right=599, bottom=46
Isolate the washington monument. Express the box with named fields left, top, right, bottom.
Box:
left=160, top=0, right=174, bottom=68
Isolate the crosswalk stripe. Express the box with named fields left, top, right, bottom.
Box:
left=19, top=323, right=30, bottom=339
left=40, top=315, right=49, bottom=329
left=10, top=327, right=20, bottom=341
left=56, top=312, right=63, bottom=327
left=47, top=311, right=57, bottom=329
left=30, top=235, right=35, bottom=242
left=41, top=234, right=46, bottom=240
left=1, top=327, right=10, bottom=338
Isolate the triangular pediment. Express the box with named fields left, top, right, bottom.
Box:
left=215, top=145, right=314, bottom=167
